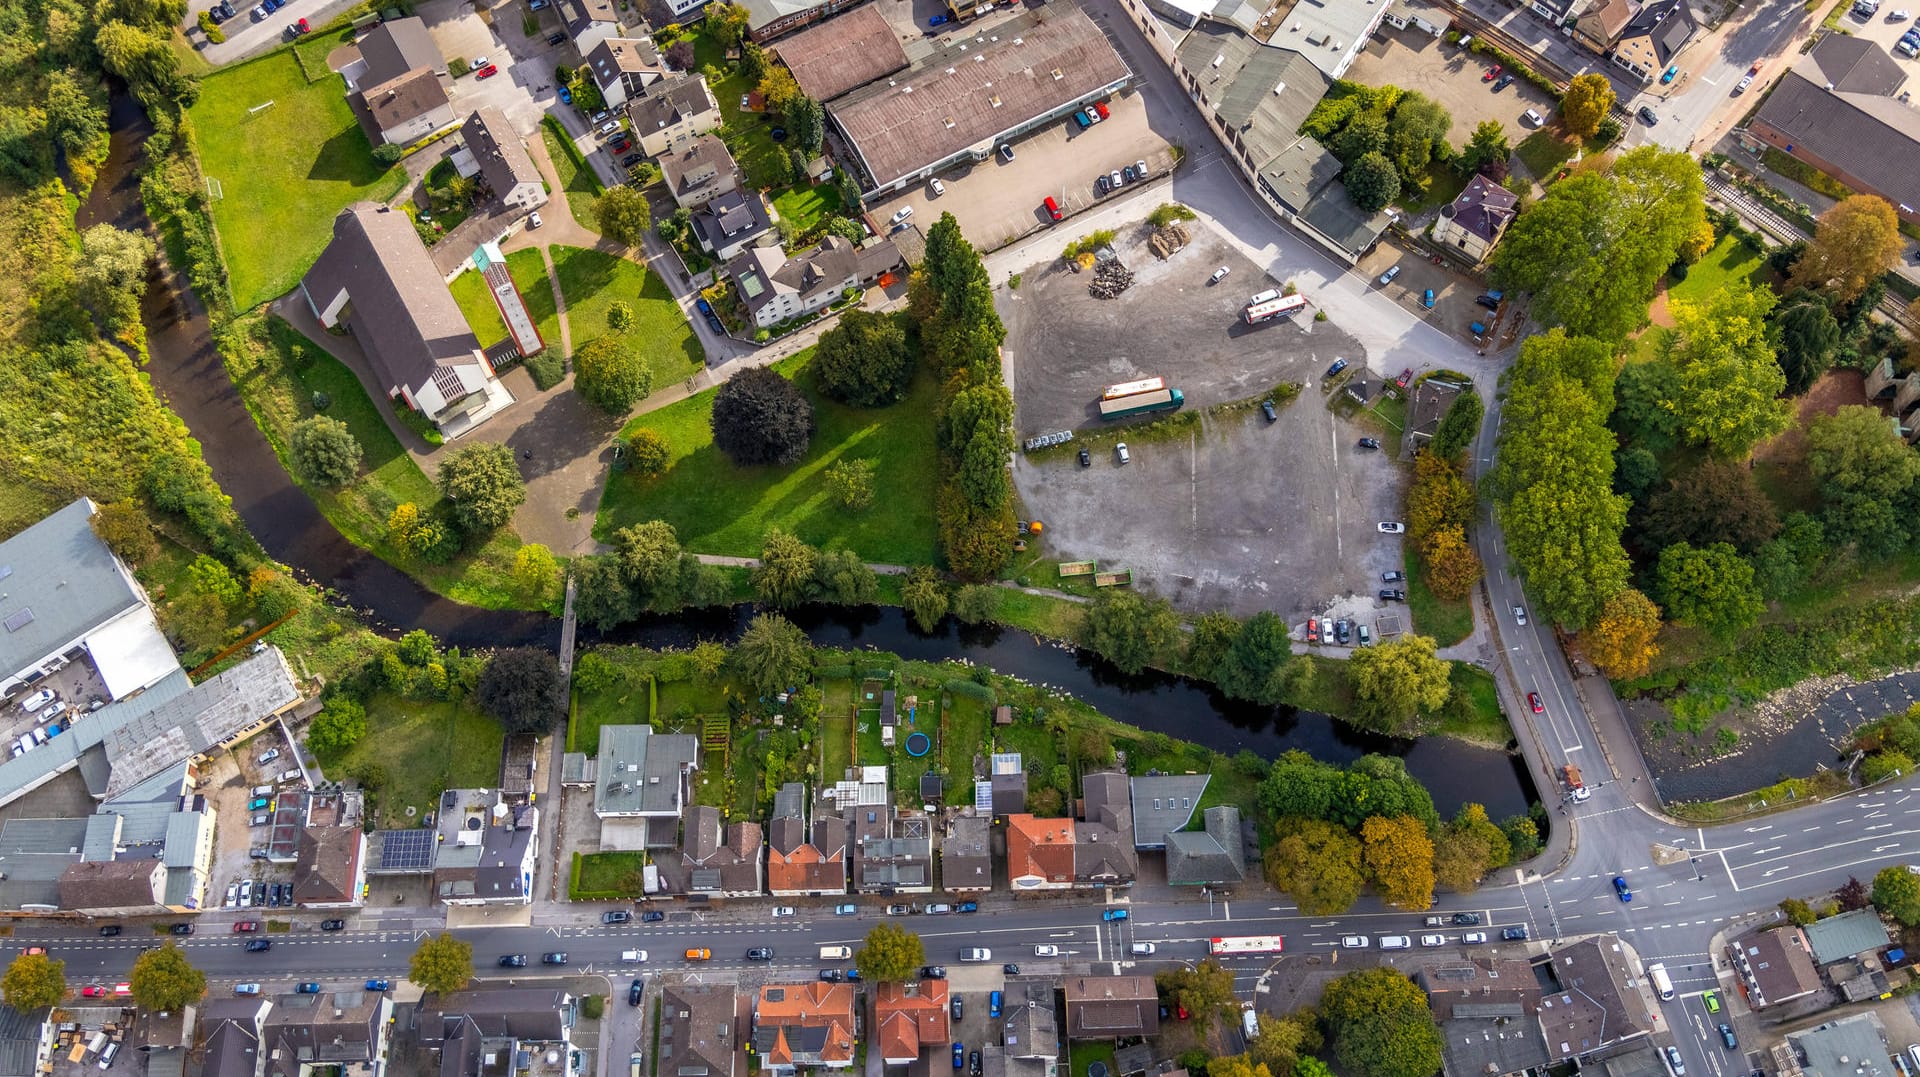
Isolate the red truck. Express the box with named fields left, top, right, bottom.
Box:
left=1562, top=764, right=1591, bottom=801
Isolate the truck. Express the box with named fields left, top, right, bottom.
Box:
left=1102, top=377, right=1165, bottom=400
left=1098, top=388, right=1185, bottom=420
left=820, top=945, right=853, bottom=960
left=1646, top=961, right=1675, bottom=1001
left=1244, top=294, right=1308, bottom=324
left=1561, top=764, right=1591, bottom=802
left=1241, top=1004, right=1260, bottom=1040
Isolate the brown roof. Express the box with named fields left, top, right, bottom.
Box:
left=460, top=107, right=542, bottom=197
left=356, top=16, right=442, bottom=87
left=1736, top=927, right=1822, bottom=1007
left=766, top=816, right=847, bottom=893
left=1006, top=814, right=1075, bottom=885
left=874, top=980, right=949, bottom=1063
left=753, top=982, right=857, bottom=1066
left=57, top=859, right=163, bottom=910
left=362, top=66, right=450, bottom=132
left=1803, top=33, right=1907, bottom=94
left=1063, top=976, right=1159, bottom=1039
left=1074, top=771, right=1135, bottom=884
left=829, top=5, right=1131, bottom=190
left=1442, top=174, right=1518, bottom=242
left=293, top=827, right=363, bottom=904
left=775, top=5, right=911, bottom=102
left=662, top=985, right=738, bottom=1077
left=629, top=77, right=720, bottom=135
left=1576, top=0, right=1637, bottom=41
left=588, top=36, right=666, bottom=80
left=660, top=134, right=739, bottom=199
left=1540, top=937, right=1655, bottom=1059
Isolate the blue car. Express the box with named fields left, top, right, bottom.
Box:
left=834, top=903, right=858, bottom=916
left=953, top=1044, right=965, bottom=1070
left=1421, top=288, right=1435, bottom=309
left=1102, top=908, right=1129, bottom=921
left=1613, top=876, right=1633, bottom=902
left=1326, top=358, right=1348, bottom=378
left=957, top=902, right=978, bottom=913
left=989, top=990, right=1003, bottom=1018
left=366, top=980, right=391, bottom=992
left=296, top=983, right=321, bottom=994
left=1661, top=65, right=1678, bottom=84
left=928, top=14, right=948, bottom=26
left=559, top=85, right=573, bottom=105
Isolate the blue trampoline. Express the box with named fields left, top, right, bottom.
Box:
left=905, top=731, right=931, bottom=757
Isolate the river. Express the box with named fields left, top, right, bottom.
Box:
left=87, top=91, right=1540, bottom=820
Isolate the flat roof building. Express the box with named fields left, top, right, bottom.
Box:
left=774, top=5, right=911, bottom=102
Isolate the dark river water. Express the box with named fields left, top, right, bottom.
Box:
left=88, top=92, right=1542, bottom=821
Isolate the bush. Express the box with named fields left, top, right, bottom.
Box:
left=450, top=58, right=472, bottom=78
left=372, top=144, right=404, bottom=166
left=526, top=352, right=565, bottom=390
left=290, top=414, right=364, bottom=486
left=573, top=337, right=654, bottom=413
left=623, top=429, right=672, bottom=477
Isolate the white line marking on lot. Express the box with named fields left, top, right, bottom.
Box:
left=1330, top=413, right=1342, bottom=559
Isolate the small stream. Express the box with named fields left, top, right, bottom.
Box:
left=89, top=91, right=1541, bottom=820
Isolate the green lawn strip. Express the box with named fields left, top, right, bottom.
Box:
left=986, top=589, right=1086, bottom=640
left=1668, top=233, right=1772, bottom=306
left=1404, top=544, right=1473, bottom=646
left=505, top=248, right=563, bottom=357
left=1396, top=163, right=1472, bottom=215
left=576, top=851, right=645, bottom=895
left=772, top=182, right=844, bottom=236
left=655, top=678, right=729, bottom=722
left=1070, top=1041, right=1118, bottom=1077
left=325, top=692, right=504, bottom=827
left=189, top=51, right=407, bottom=309
left=1514, top=129, right=1577, bottom=183
left=1434, top=663, right=1513, bottom=747
left=597, top=350, right=940, bottom=563
left=449, top=268, right=512, bottom=347
left=943, top=695, right=992, bottom=784
left=541, top=117, right=604, bottom=228
left=551, top=245, right=703, bottom=377
left=571, top=652, right=661, bottom=755
left=693, top=31, right=788, bottom=189
left=821, top=679, right=855, bottom=779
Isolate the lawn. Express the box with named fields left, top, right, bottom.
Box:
left=1514, top=129, right=1578, bottom=183
left=552, top=245, right=704, bottom=380
left=449, top=268, right=512, bottom=347
left=944, top=695, right=992, bottom=784
left=773, top=182, right=844, bottom=237
left=541, top=116, right=605, bottom=230
left=1396, top=162, right=1473, bottom=215
left=655, top=678, right=730, bottom=724
left=507, top=248, right=562, bottom=357
left=1404, top=545, right=1473, bottom=646
left=596, top=349, right=941, bottom=564
left=1435, top=663, right=1512, bottom=747
left=326, top=691, right=505, bottom=828
left=575, top=851, right=645, bottom=895
left=1069, top=1042, right=1118, bottom=1077
left=692, top=30, right=791, bottom=190
left=190, top=51, right=408, bottom=309
left=1670, top=233, right=1772, bottom=306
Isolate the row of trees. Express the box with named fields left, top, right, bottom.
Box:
left=574, top=519, right=734, bottom=629
left=1188, top=964, right=1442, bottom=1077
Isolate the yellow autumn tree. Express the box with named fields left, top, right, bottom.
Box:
left=1421, top=525, right=1483, bottom=600
left=1575, top=587, right=1663, bottom=678
left=1361, top=814, right=1436, bottom=909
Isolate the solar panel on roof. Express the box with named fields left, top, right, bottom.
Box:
left=3, top=608, right=32, bottom=632
left=379, top=828, right=435, bottom=870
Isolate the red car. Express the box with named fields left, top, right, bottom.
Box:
left=1395, top=367, right=1413, bottom=387
left=1043, top=196, right=1063, bottom=222
left=1177, top=1005, right=1190, bottom=1020
left=295, top=16, right=308, bottom=32
left=233, top=921, right=260, bottom=933
left=1482, top=64, right=1502, bottom=82
left=1528, top=692, right=1544, bottom=714
left=1093, top=101, right=1110, bottom=120
left=80, top=986, right=107, bottom=998
left=475, top=63, right=500, bottom=79
left=1306, top=617, right=1320, bottom=644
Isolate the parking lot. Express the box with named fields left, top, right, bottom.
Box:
left=1003, top=218, right=1410, bottom=619
left=205, top=729, right=304, bottom=910
left=1346, top=28, right=1561, bottom=148
left=1837, top=3, right=1920, bottom=71
left=1354, top=242, right=1506, bottom=345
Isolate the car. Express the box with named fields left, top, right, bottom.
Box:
left=558, top=85, right=573, bottom=104
left=1421, top=288, right=1435, bottom=309
left=746, top=948, right=774, bottom=961
left=1261, top=399, right=1278, bottom=422
left=772, top=906, right=796, bottom=918
left=928, top=13, right=948, bottom=25
left=930, top=178, right=945, bottom=196
left=1114, top=442, right=1130, bottom=465
left=833, top=903, right=859, bottom=916
left=971, top=1052, right=983, bottom=1074
left=366, top=980, right=391, bottom=992
left=1377, top=264, right=1401, bottom=286
left=922, top=966, right=948, bottom=979
left=1720, top=1024, right=1737, bottom=1050
left=1453, top=913, right=1481, bottom=925
left=258, top=746, right=282, bottom=765
left=17, top=688, right=56, bottom=713
left=846, top=969, right=862, bottom=981
left=1513, top=606, right=1528, bottom=626
left=235, top=983, right=261, bottom=995
left=471, top=55, right=490, bottom=69
left=1420, top=934, right=1448, bottom=947
left=1077, top=447, right=1091, bottom=467
left=1103, top=908, right=1129, bottom=921
left=1043, top=196, right=1063, bottom=222
left=1341, top=935, right=1369, bottom=949
left=248, top=797, right=271, bottom=811
left=1482, top=64, right=1502, bottom=81
left=926, top=904, right=953, bottom=915
left=1358, top=437, right=1381, bottom=450
left=1474, top=294, right=1501, bottom=311
left=1072, top=109, right=1092, bottom=130
left=98, top=925, right=121, bottom=937
left=548, top=31, right=567, bottom=44
left=603, top=910, right=632, bottom=924
left=998, top=144, right=1015, bottom=162
left=1109, top=169, right=1123, bottom=189
left=1637, top=105, right=1658, bottom=125
left=1522, top=108, right=1544, bottom=126
left=249, top=813, right=269, bottom=827
left=641, top=910, right=666, bottom=922
left=1501, top=926, right=1528, bottom=941
left=170, top=923, right=194, bottom=935
left=959, top=947, right=992, bottom=962
left=1003, top=964, right=1021, bottom=975
left=1087, top=109, right=1104, bottom=126
left=1033, top=945, right=1061, bottom=957
left=1381, top=570, right=1406, bottom=583
left=820, top=969, right=844, bottom=982
left=1397, top=367, right=1415, bottom=386
left=630, top=979, right=645, bottom=1006
left=542, top=952, right=568, bottom=966
left=81, top=985, right=107, bottom=998
left=475, top=64, right=499, bottom=79
left=1334, top=619, right=1351, bottom=645
left=1703, top=990, right=1721, bottom=1013
left=1463, top=931, right=1489, bottom=944
left=1734, top=68, right=1756, bottom=94
left=1614, top=876, right=1633, bottom=902
left=1326, top=358, right=1348, bottom=378
left=954, top=1044, right=966, bottom=1070
left=251, top=5, right=266, bottom=19
left=225, top=883, right=239, bottom=907
left=887, top=904, right=912, bottom=915
left=685, top=948, right=712, bottom=961
left=1377, top=522, right=1405, bottom=534
left=296, top=983, right=322, bottom=994
left=1357, top=624, right=1372, bottom=645
left=608, top=136, right=630, bottom=153
left=320, top=919, right=345, bottom=931
left=1122, top=165, right=1137, bottom=182
left=1661, top=64, right=1679, bottom=84
left=1209, top=266, right=1229, bottom=284
left=244, top=940, right=270, bottom=952
left=294, top=17, right=309, bottom=33
left=207, top=3, right=226, bottom=19
left=1665, top=1046, right=1686, bottom=1077
left=1528, top=692, right=1544, bottom=714
left=1306, top=617, right=1320, bottom=643
left=622, top=153, right=647, bottom=167
left=952, top=995, right=964, bottom=1020
left=1492, top=73, right=1514, bottom=91
left=889, top=206, right=914, bottom=226
left=957, top=902, right=978, bottom=913
left=1095, top=173, right=1111, bottom=194
left=499, top=954, right=528, bottom=967
left=989, top=990, right=1003, bottom=1018
left=233, top=921, right=259, bottom=933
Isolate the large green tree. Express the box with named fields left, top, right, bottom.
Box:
left=1659, top=283, right=1791, bottom=457
left=573, top=336, right=654, bottom=413
left=1320, top=968, right=1445, bottom=1077
left=731, top=612, right=813, bottom=694
left=1079, top=589, right=1179, bottom=675
left=1559, top=73, right=1614, bottom=138
left=1655, top=541, right=1763, bottom=639
left=475, top=647, right=567, bottom=735
left=290, top=414, right=363, bottom=486
left=899, top=565, right=949, bottom=631
left=1790, top=194, right=1905, bottom=302
left=711, top=366, right=815, bottom=466
left=855, top=922, right=925, bottom=982
left=129, top=944, right=206, bottom=1012
left=1384, top=92, right=1451, bottom=184
left=1263, top=816, right=1365, bottom=915
left=436, top=443, right=525, bottom=532
left=1873, top=865, right=1920, bottom=926
left=814, top=310, right=915, bottom=406
left=1343, top=151, right=1400, bottom=213
left=73, top=223, right=155, bottom=334
left=1807, top=404, right=1920, bottom=553
left=1458, top=121, right=1509, bottom=177
left=1346, top=635, right=1451, bottom=736
left=1155, top=960, right=1239, bottom=1033
left=2, top=952, right=65, bottom=1010
left=409, top=933, right=473, bottom=996
left=592, top=185, right=652, bottom=247
left=1639, top=460, right=1781, bottom=554
left=754, top=528, right=818, bottom=607
left=1772, top=291, right=1841, bottom=395
left=1211, top=611, right=1294, bottom=705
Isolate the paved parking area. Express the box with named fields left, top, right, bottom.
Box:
left=1346, top=28, right=1560, bottom=146
left=1837, top=5, right=1920, bottom=68
left=187, top=0, right=362, bottom=64
left=1353, top=242, right=1498, bottom=345
left=1002, top=219, right=1408, bottom=618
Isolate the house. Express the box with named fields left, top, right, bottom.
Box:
left=450, top=109, right=547, bottom=212
left=1539, top=937, right=1655, bottom=1060
left=1747, top=36, right=1920, bottom=226
left=431, top=791, right=539, bottom=906
left=0, top=498, right=176, bottom=708
left=1405, top=375, right=1467, bottom=451
left=197, top=999, right=268, bottom=1077
left=873, top=980, right=949, bottom=1066
left=630, top=76, right=724, bottom=158
left=1006, top=814, right=1075, bottom=891
left=413, top=987, right=578, bottom=1077
left=752, top=982, right=858, bottom=1073
left=1128, top=774, right=1208, bottom=849
left=133, top=998, right=197, bottom=1077
left=726, top=236, right=900, bottom=330
left=344, top=18, right=453, bottom=147
left=692, top=189, right=778, bottom=262
left=828, top=4, right=1131, bottom=197
left=1789, top=1013, right=1898, bottom=1077
left=592, top=724, right=700, bottom=850
left=262, top=988, right=393, bottom=1077
left=1803, top=907, right=1893, bottom=964
left=680, top=805, right=764, bottom=897
left=1572, top=0, right=1638, bottom=54
left=1728, top=926, right=1823, bottom=1008
left=1073, top=771, right=1136, bottom=887
left=741, top=0, right=863, bottom=43
left=1063, top=976, right=1159, bottom=1039
left=1526, top=0, right=1593, bottom=34
left=1418, top=959, right=1548, bottom=1077
left=557, top=0, right=624, bottom=54
left=1431, top=174, right=1518, bottom=263
left=661, top=134, right=743, bottom=209
left=773, top=5, right=910, bottom=102
left=850, top=808, right=932, bottom=893
left=766, top=783, right=848, bottom=896
left=299, top=203, right=514, bottom=439
left=1164, top=806, right=1246, bottom=886
left=1610, top=0, right=1695, bottom=82
left=942, top=815, right=992, bottom=893
left=990, top=754, right=1027, bottom=815
left=988, top=982, right=1059, bottom=1077
left=587, top=37, right=668, bottom=110
left=1382, top=0, right=1451, bottom=37
left=661, top=985, right=739, bottom=1077
left=57, top=859, right=167, bottom=915
left=292, top=826, right=367, bottom=908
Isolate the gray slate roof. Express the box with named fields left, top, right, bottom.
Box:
left=1442, top=173, right=1518, bottom=242
left=1753, top=68, right=1920, bottom=219
left=595, top=725, right=699, bottom=815
left=1128, top=774, right=1208, bottom=848
left=1173, top=21, right=1330, bottom=169
left=460, top=108, right=542, bottom=198
left=1804, top=33, right=1907, bottom=93
left=0, top=1005, right=45, bottom=1077
left=629, top=76, right=719, bottom=136
left=103, top=648, right=299, bottom=799
left=693, top=189, right=774, bottom=252
left=356, top=17, right=443, bottom=87
left=1803, top=907, right=1891, bottom=963
left=0, top=498, right=143, bottom=682
left=1164, top=806, right=1245, bottom=885
left=1619, top=0, right=1694, bottom=64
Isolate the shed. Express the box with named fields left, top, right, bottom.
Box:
left=994, top=705, right=1013, bottom=726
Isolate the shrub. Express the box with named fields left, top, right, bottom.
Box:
left=623, top=429, right=672, bottom=477
left=526, top=352, right=565, bottom=390
left=290, top=415, right=363, bottom=486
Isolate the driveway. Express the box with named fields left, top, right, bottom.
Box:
left=1346, top=28, right=1561, bottom=147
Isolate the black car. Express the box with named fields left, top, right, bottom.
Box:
left=921, top=965, right=948, bottom=979
left=603, top=911, right=632, bottom=925
left=1358, top=437, right=1381, bottom=450
left=542, top=952, right=568, bottom=966
left=499, top=954, right=529, bottom=967
left=547, top=31, right=567, bottom=45
left=1473, top=294, right=1501, bottom=311
left=819, top=970, right=844, bottom=982
left=1122, top=165, right=1137, bottom=183
left=970, top=1051, right=982, bottom=1073
left=1261, top=399, right=1277, bottom=422
left=1501, top=926, right=1528, bottom=941
left=642, top=911, right=666, bottom=922
left=704, top=312, right=725, bottom=334
left=1379, top=589, right=1405, bottom=602
left=1334, top=619, right=1351, bottom=644
left=629, top=979, right=645, bottom=1006
left=320, top=919, right=346, bottom=931
left=1636, top=105, right=1659, bottom=125
left=746, top=947, right=774, bottom=961
left=1452, top=912, right=1481, bottom=925
left=99, top=925, right=122, bottom=937
left=952, top=995, right=964, bottom=1020
left=1095, top=173, right=1111, bottom=194
left=1002, top=964, right=1020, bottom=975
left=1078, top=446, right=1091, bottom=467
left=170, top=923, right=194, bottom=936
left=244, top=939, right=271, bottom=952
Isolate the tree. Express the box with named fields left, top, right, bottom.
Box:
left=855, top=921, right=924, bottom=982
left=45, top=70, right=109, bottom=164
left=824, top=458, right=876, bottom=510
left=785, top=95, right=825, bottom=156
left=573, top=554, right=640, bottom=629
left=1079, top=589, right=1179, bottom=675
left=1343, top=151, right=1400, bottom=213
left=756, top=66, right=802, bottom=114
left=512, top=543, right=560, bottom=603
left=708, top=2, right=752, bottom=46
left=1807, top=404, right=1920, bottom=552
left=409, top=933, right=474, bottom=996
left=1208, top=1059, right=1273, bottom=1077
left=74, top=223, right=155, bottom=333
left=1347, top=636, right=1452, bottom=737
left=189, top=554, right=242, bottom=607
left=900, top=565, right=949, bottom=631
left=813, top=548, right=878, bottom=605
left=1640, top=460, right=1781, bottom=554
left=664, top=39, right=696, bottom=70
left=290, top=414, right=363, bottom=486
left=1263, top=816, right=1365, bottom=914
left=128, top=944, right=205, bottom=1012
left=476, top=648, right=568, bottom=734
left=732, top=612, right=812, bottom=694
left=1655, top=542, right=1764, bottom=639
left=1611, top=359, right=1684, bottom=454
left=574, top=336, right=654, bottom=413
left=1791, top=194, right=1905, bottom=302
left=1773, top=292, right=1841, bottom=395
left=1873, top=864, right=1920, bottom=926
left=951, top=584, right=997, bottom=625
left=1434, top=804, right=1509, bottom=892
left=2, top=952, right=65, bottom=1011
left=1459, top=120, right=1510, bottom=176
left=711, top=366, right=815, bottom=466
left=1779, top=897, right=1817, bottom=925
left=1421, top=526, right=1483, bottom=601
left=1294, top=1059, right=1335, bottom=1077
left=1838, top=875, right=1874, bottom=911
left=1247, top=1011, right=1323, bottom=1077
left=1659, top=283, right=1791, bottom=456
left=623, top=429, right=671, bottom=477
left=1320, top=967, right=1445, bottom=1077
left=437, top=442, right=525, bottom=532
left=1331, top=110, right=1389, bottom=164
left=1185, top=611, right=1242, bottom=681
left=1360, top=815, right=1436, bottom=909
left=606, top=302, right=634, bottom=333
left=90, top=498, right=158, bottom=566
left=1560, top=73, right=1615, bottom=138
left=1385, top=92, right=1451, bottom=183
left=1429, top=390, right=1483, bottom=462
left=1574, top=588, right=1663, bottom=678
left=166, top=590, right=229, bottom=650
left=814, top=310, right=914, bottom=406
left=593, top=185, right=653, bottom=247
left=614, top=520, right=685, bottom=598
left=247, top=566, right=304, bottom=623
left=755, top=529, right=818, bottom=606
left=1155, top=960, right=1239, bottom=1032
left=1211, top=611, right=1294, bottom=705
left=306, top=697, right=370, bottom=756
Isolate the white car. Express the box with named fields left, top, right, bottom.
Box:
left=225, top=884, right=240, bottom=907
left=17, top=689, right=56, bottom=713
left=1571, top=785, right=1592, bottom=802
left=1340, top=936, right=1369, bottom=949
left=472, top=56, right=490, bottom=69
left=1512, top=605, right=1528, bottom=626
left=1462, top=931, right=1488, bottom=945
left=1420, top=934, right=1448, bottom=948
left=888, top=205, right=914, bottom=226
left=1033, top=945, right=1060, bottom=957
left=959, top=947, right=992, bottom=962
left=1377, top=522, right=1406, bottom=534
left=258, top=748, right=280, bottom=764
left=528, top=212, right=543, bottom=229
left=1209, top=266, right=1230, bottom=284
left=772, top=906, right=796, bottom=918
left=929, top=178, right=946, bottom=196
left=1522, top=108, right=1544, bottom=126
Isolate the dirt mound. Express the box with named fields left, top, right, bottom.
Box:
left=1147, top=222, right=1191, bottom=260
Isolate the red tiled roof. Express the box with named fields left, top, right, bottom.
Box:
left=873, top=980, right=949, bottom=1062
left=1006, top=814, right=1075, bottom=883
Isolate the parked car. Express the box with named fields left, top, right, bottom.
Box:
left=170, top=924, right=194, bottom=936
left=1421, top=288, right=1435, bottom=309
left=1078, top=446, right=1091, bottom=467
left=930, top=178, right=945, bottom=196
left=952, top=996, right=964, bottom=1020
left=1122, top=165, right=1137, bottom=183
left=1306, top=617, right=1320, bottom=643
left=1095, top=173, right=1111, bottom=194
left=366, top=980, right=391, bottom=992
left=772, top=906, right=797, bottom=918
left=542, top=952, right=568, bottom=965
left=235, top=983, right=261, bottom=995
left=928, top=13, right=948, bottom=25
left=1523, top=108, right=1544, bottom=126
left=998, top=144, right=1015, bottom=162
left=499, top=954, right=528, bottom=967
left=953, top=1044, right=966, bottom=1070
left=320, top=920, right=345, bottom=931
left=559, top=85, right=573, bottom=104
left=642, top=910, right=666, bottom=922
left=1044, top=196, right=1063, bottom=221
left=956, top=902, right=978, bottom=913
left=926, top=904, right=953, bottom=915
left=1502, top=925, right=1529, bottom=941
left=1377, top=522, right=1405, bottom=534
left=1109, top=169, right=1123, bottom=189
left=631, top=980, right=645, bottom=1005
left=1072, top=109, right=1091, bottom=130
left=98, top=925, right=121, bottom=937
left=1113, top=443, right=1130, bottom=465
left=257, top=749, right=280, bottom=764
left=475, top=64, right=500, bottom=79
left=233, top=921, right=259, bottom=933
left=18, top=689, right=56, bottom=713
left=1492, top=73, right=1514, bottom=91
left=1326, top=357, right=1348, bottom=377
left=1382, top=570, right=1405, bottom=582
left=603, top=911, right=631, bottom=924
left=1358, top=437, right=1380, bottom=450
left=1208, top=266, right=1229, bottom=284
left=1334, top=619, right=1351, bottom=645
left=1340, top=936, right=1369, bottom=949
left=990, top=991, right=1004, bottom=1018
left=1734, top=66, right=1757, bottom=93
left=922, top=965, right=948, bottom=978
left=889, top=206, right=914, bottom=226
left=1379, top=589, right=1405, bottom=601
left=1357, top=624, right=1372, bottom=645
left=1482, top=63, right=1502, bottom=81
left=1661, top=64, right=1679, bottom=84
left=1474, top=294, right=1501, bottom=310
left=1261, top=399, right=1278, bottom=422
left=548, top=31, right=567, bottom=45
left=1637, top=105, right=1659, bottom=125
left=1420, top=934, right=1447, bottom=947
left=1463, top=931, right=1488, bottom=944
left=1453, top=913, right=1481, bottom=925
left=1033, top=945, right=1060, bottom=957
left=1377, top=264, right=1400, bottom=286
left=81, top=985, right=108, bottom=998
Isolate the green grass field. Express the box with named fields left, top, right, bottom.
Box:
left=541, top=117, right=605, bottom=229
left=1404, top=546, right=1473, bottom=646
left=328, top=692, right=505, bottom=828
left=190, top=51, right=407, bottom=309
left=596, top=351, right=940, bottom=563
left=449, top=268, right=512, bottom=347
left=773, top=183, right=844, bottom=237
left=575, top=851, right=644, bottom=895
left=1514, top=129, right=1578, bottom=183
left=1671, top=234, right=1772, bottom=305
left=693, top=31, right=790, bottom=190
left=552, top=245, right=703, bottom=378
left=507, top=248, right=562, bottom=356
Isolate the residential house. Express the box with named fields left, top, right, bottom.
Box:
left=725, top=235, right=900, bottom=330
left=1073, top=771, right=1136, bottom=887
left=197, top=999, right=270, bottom=1077
left=873, top=980, right=949, bottom=1066
left=752, top=982, right=857, bottom=1074
left=587, top=37, right=668, bottom=110
left=558, top=0, right=624, bottom=54
left=134, top=1000, right=197, bottom=1077
left=942, top=815, right=991, bottom=893
left=660, top=985, right=739, bottom=1077
left=593, top=724, right=700, bottom=851
left=680, top=805, right=765, bottom=897
left=299, top=203, right=514, bottom=439
left=630, top=75, right=723, bottom=158
left=661, top=134, right=742, bottom=209
left=1418, top=959, right=1548, bottom=1077
left=989, top=754, right=1027, bottom=815
left=1431, top=173, right=1518, bottom=263
left=691, top=189, right=778, bottom=262
left=56, top=859, right=167, bottom=916
left=986, top=982, right=1058, bottom=1077
left=1728, top=926, right=1822, bottom=1009
left=1748, top=36, right=1920, bottom=225
left=1789, top=1014, right=1898, bottom=1077
left=450, top=108, right=547, bottom=212
left=1404, top=375, right=1468, bottom=451
left=1128, top=774, right=1208, bottom=849
left=344, top=18, right=453, bottom=147
left=1572, top=0, right=1638, bottom=54
left=773, top=5, right=910, bottom=102
left=1063, top=977, right=1159, bottom=1039
left=1163, top=807, right=1246, bottom=886
left=291, top=826, right=367, bottom=908
left=1005, top=814, right=1075, bottom=892
left=431, top=790, right=539, bottom=905
left=851, top=808, right=932, bottom=894
left=262, top=988, right=392, bottom=1077
left=1610, top=0, right=1695, bottom=82
left=766, top=783, right=848, bottom=897
left=1539, top=937, right=1655, bottom=1061
left=413, top=987, right=578, bottom=1077
left=1804, top=908, right=1893, bottom=964
left=1525, top=0, right=1592, bottom=34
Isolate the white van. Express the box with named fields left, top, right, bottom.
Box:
left=959, top=947, right=993, bottom=962
left=621, top=950, right=649, bottom=963
left=1379, top=935, right=1412, bottom=950
left=820, top=945, right=853, bottom=960
left=86, top=1032, right=107, bottom=1058
left=1240, top=1005, right=1259, bottom=1040
left=1129, top=943, right=1156, bottom=956
left=96, top=1042, right=120, bottom=1070
left=1646, top=962, right=1675, bottom=1001
left=1247, top=289, right=1281, bottom=307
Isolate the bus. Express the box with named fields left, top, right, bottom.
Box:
left=1209, top=935, right=1285, bottom=957
left=1098, top=388, right=1185, bottom=420
left=1244, top=294, right=1308, bottom=324
left=1102, top=377, right=1165, bottom=400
